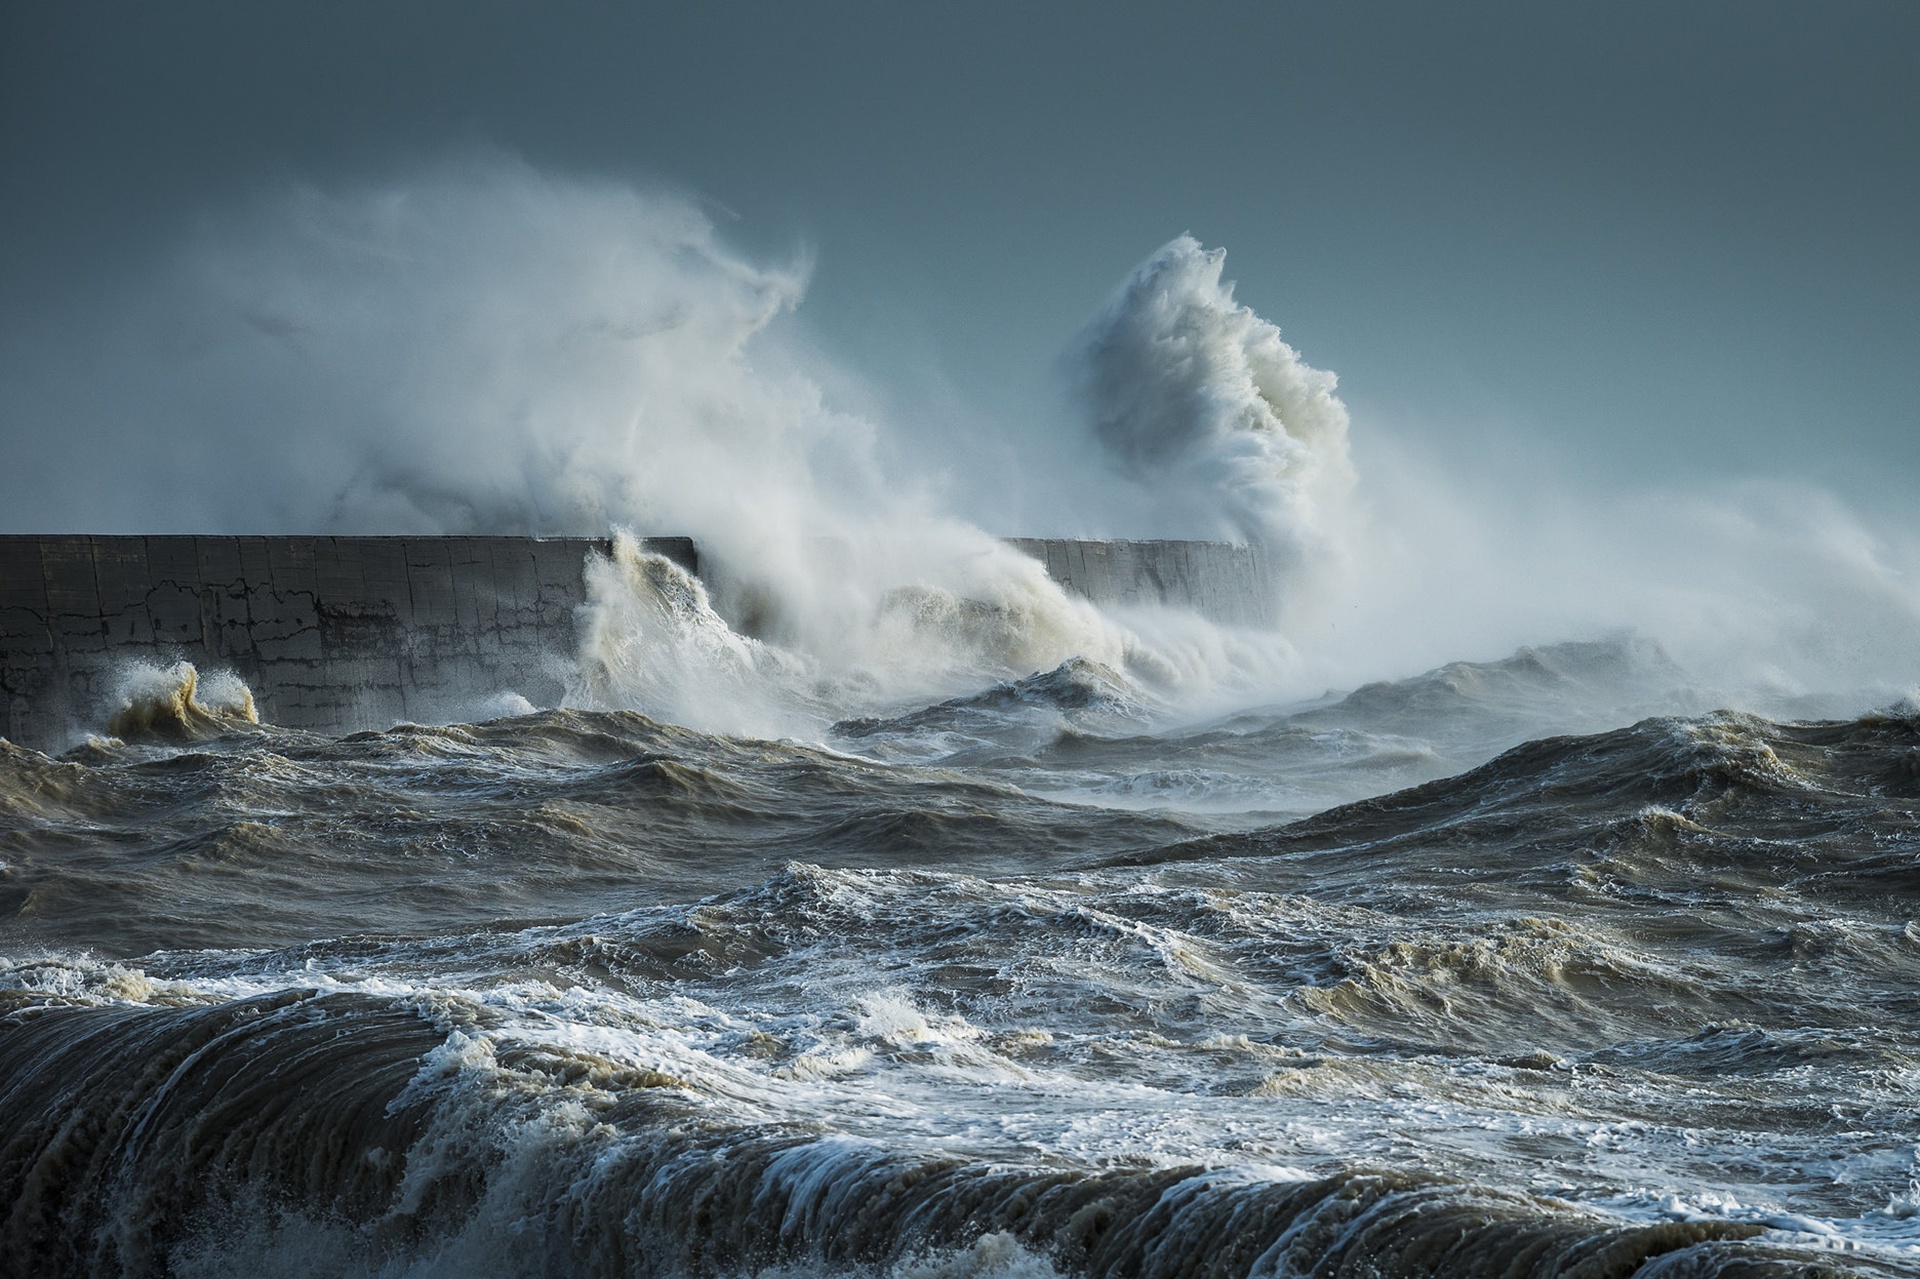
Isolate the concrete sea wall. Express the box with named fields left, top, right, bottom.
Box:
left=0, top=536, right=666, bottom=748
left=1003, top=538, right=1277, bottom=630
left=1, top=535, right=1275, bottom=747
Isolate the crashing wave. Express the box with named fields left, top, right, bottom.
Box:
left=105, top=662, right=261, bottom=742
left=1067, top=235, right=1355, bottom=557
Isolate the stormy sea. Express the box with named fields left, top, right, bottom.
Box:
left=4, top=207, right=1919, bottom=1278
left=4, top=538, right=1919, bottom=1277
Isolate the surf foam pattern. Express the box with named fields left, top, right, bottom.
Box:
left=3, top=644, right=1917, bottom=1277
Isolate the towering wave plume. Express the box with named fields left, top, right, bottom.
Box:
left=1067, top=236, right=1356, bottom=556
left=14, top=156, right=1920, bottom=717
left=3, top=156, right=1290, bottom=729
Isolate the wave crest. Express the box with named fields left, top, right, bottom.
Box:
left=1068, top=235, right=1355, bottom=556
left=106, top=662, right=260, bottom=742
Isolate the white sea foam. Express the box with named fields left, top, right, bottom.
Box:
left=20, top=842, right=1917, bottom=1275
left=1066, top=235, right=1355, bottom=558
left=106, top=660, right=260, bottom=741
left=567, top=528, right=1296, bottom=737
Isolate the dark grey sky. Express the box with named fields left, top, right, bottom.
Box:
left=4, top=1, right=1916, bottom=516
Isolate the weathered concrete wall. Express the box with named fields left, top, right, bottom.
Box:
left=1, top=535, right=1273, bottom=748
left=0, top=536, right=693, bottom=748
left=1006, top=538, right=1277, bottom=628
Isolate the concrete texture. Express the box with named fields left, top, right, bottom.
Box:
left=0, top=536, right=692, bottom=748
left=1, top=535, right=1273, bottom=747
left=1004, top=537, right=1277, bottom=628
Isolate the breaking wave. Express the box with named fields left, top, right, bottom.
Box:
left=0, top=984, right=1818, bottom=1279
left=105, top=662, right=260, bottom=742
left=566, top=530, right=1289, bottom=739
left=1067, top=235, right=1355, bottom=559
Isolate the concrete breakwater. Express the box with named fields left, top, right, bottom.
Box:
left=0, top=535, right=1275, bottom=747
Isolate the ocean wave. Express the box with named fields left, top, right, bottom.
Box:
left=4, top=983, right=1884, bottom=1279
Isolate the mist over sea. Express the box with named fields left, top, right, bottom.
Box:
left=4, top=165, right=1919, bottom=1278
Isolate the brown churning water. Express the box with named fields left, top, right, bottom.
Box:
left=1, top=551, right=1917, bottom=1278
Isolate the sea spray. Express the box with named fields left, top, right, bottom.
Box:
left=11, top=156, right=1920, bottom=709
left=569, top=531, right=817, bottom=737
left=567, top=531, right=1300, bottom=738
left=106, top=662, right=260, bottom=742
left=1067, top=236, right=1356, bottom=559
left=0, top=163, right=1325, bottom=726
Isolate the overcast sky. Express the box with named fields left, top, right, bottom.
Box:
left=3, top=1, right=1915, bottom=528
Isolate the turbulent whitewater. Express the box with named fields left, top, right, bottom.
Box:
left=2, top=623, right=1916, bottom=1278
left=5, top=184, right=1920, bottom=1276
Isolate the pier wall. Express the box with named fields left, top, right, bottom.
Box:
left=1003, top=538, right=1276, bottom=630
left=1, top=535, right=1274, bottom=747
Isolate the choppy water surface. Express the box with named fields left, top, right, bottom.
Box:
left=3, top=633, right=1917, bottom=1278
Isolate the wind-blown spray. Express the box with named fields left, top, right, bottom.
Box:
left=1067, top=235, right=1355, bottom=558
left=10, top=157, right=1920, bottom=713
